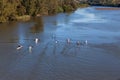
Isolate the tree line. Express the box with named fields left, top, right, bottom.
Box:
left=0, top=0, right=81, bottom=23
left=86, top=0, right=120, bottom=6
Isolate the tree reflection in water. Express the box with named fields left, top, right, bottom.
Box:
left=30, top=17, right=44, bottom=34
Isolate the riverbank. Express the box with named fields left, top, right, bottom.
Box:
left=16, top=15, right=31, bottom=21
left=95, top=7, right=120, bottom=10
left=0, top=3, right=88, bottom=23
left=0, top=0, right=82, bottom=23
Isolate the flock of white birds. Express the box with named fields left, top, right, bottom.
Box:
left=16, top=35, right=88, bottom=53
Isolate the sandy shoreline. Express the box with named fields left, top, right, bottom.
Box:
left=96, top=7, right=120, bottom=10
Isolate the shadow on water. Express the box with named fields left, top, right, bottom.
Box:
left=60, top=43, right=70, bottom=54
left=1, top=41, right=50, bottom=80
left=60, top=43, right=79, bottom=57
left=53, top=43, right=57, bottom=55
left=24, top=42, right=51, bottom=80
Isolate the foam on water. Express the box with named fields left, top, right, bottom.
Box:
left=71, top=7, right=107, bottom=23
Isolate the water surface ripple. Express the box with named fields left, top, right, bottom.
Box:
left=0, top=6, right=120, bottom=80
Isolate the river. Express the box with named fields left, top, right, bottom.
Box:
left=0, top=6, right=120, bottom=80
